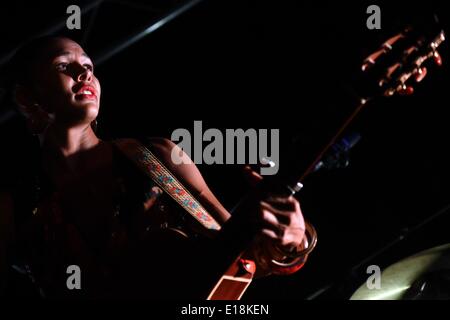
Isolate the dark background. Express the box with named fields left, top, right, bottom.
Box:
left=1, top=0, right=449, bottom=299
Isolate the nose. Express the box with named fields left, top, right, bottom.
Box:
left=77, top=65, right=93, bottom=83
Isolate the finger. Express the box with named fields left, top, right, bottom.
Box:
left=260, top=209, right=280, bottom=227
left=261, top=226, right=304, bottom=247
left=260, top=201, right=293, bottom=221
left=260, top=201, right=301, bottom=229
left=258, top=215, right=283, bottom=242
left=265, top=195, right=296, bottom=203
left=258, top=209, right=292, bottom=241
left=264, top=196, right=297, bottom=211
left=259, top=204, right=306, bottom=244
left=261, top=228, right=278, bottom=240
left=263, top=199, right=305, bottom=232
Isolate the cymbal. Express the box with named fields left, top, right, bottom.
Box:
left=350, top=243, right=450, bottom=300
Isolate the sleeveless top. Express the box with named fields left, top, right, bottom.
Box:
left=9, top=139, right=218, bottom=299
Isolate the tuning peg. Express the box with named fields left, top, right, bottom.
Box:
left=433, top=51, right=443, bottom=66
left=362, top=58, right=375, bottom=71
left=431, top=31, right=446, bottom=51
left=382, top=42, right=393, bottom=52
left=398, top=84, right=414, bottom=96
left=384, top=88, right=396, bottom=97
left=415, top=67, right=427, bottom=82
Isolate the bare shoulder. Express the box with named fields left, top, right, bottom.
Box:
left=146, top=137, right=176, bottom=152
left=145, top=137, right=230, bottom=224
left=145, top=137, right=191, bottom=175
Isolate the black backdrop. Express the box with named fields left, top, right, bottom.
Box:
left=1, top=0, right=449, bottom=299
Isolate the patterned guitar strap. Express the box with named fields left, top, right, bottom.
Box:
left=115, top=139, right=257, bottom=300
left=114, top=138, right=222, bottom=232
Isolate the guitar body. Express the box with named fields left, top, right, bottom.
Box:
left=207, top=256, right=256, bottom=300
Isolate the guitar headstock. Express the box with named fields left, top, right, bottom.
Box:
left=361, top=27, right=445, bottom=98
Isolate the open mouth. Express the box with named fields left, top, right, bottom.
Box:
left=75, top=86, right=97, bottom=101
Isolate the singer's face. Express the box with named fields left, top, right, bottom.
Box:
left=31, top=38, right=101, bottom=126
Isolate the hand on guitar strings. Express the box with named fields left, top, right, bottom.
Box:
left=242, top=165, right=306, bottom=253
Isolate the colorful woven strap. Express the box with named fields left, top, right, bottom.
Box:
left=114, top=139, right=222, bottom=231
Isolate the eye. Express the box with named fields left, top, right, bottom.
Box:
left=55, top=62, right=68, bottom=71
left=83, top=64, right=94, bottom=72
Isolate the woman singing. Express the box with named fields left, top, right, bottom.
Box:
left=0, top=36, right=315, bottom=299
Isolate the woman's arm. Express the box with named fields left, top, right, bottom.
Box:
left=147, top=137, right=231, bottom=225
left=147, top=138, right=310, bottom=277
